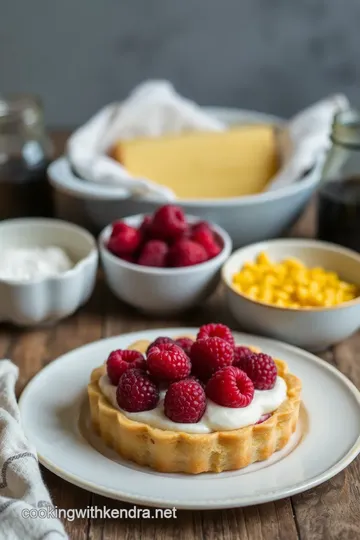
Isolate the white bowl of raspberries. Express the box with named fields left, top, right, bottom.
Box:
left=99, top=205, right=232, bottom=314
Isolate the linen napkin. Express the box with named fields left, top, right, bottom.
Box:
left=0, top=360, right=68, bottom=540
left=266, top=93, right=349, bottom=190
left=67, top=80, right=349, bottom=199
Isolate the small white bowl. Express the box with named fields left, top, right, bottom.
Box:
left=0, top=219, right=98, bottom=326
left=222, top=239, right=360, bottom=351
left=99, top=214, right=232, bottom=315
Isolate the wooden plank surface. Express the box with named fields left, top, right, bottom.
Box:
left=10, top=282, right=360, bottom=540
left=3, top=133, right=359, bottom=539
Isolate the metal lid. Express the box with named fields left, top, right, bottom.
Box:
left=331, top=108, right=360, bottom=148
left=0, top=94, right=43, bottom=125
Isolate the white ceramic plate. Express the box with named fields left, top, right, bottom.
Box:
left=19, top=328, right=360, bottom=509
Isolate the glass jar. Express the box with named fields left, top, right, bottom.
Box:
left=0, top=94, right=53, bottom=219
left=317, top=108, right=360, bottom=252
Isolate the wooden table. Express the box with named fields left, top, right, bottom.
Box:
left=4, top=134, right=360, bottom=539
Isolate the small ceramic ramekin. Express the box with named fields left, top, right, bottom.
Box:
left=222, top=239, right=360, bottom=351
left=0, top=218, right=98, bottom=326
left=99, top=214, right=232, bottom=315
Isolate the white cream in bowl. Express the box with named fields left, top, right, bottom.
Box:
left=0, top=247, right=74, bottom=281
left=0, top=218, right=98, bottom=325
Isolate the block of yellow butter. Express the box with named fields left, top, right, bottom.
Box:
left=112, top=125, right=279, bottom=199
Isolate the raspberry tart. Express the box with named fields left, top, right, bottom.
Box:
left=88, top=325, right=302, bottom=474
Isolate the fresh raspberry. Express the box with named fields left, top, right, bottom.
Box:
left=107, top=222, right=141, bottom=256
left=147, top=343, right=191, bottom=381
left=116, top=369, right=159, bottom=412
left=238, top=352, right=277, bottom=390
left=106, top=349, right=146, bottom=385
left=174, top=337, right=194, bottom=356
left=111, top=220, right=128, bottom=236
left=191, top=221, right=212, bottom=235
left=138, top=240, right=168, bottom=267
left=168, top=239, right=208, bottom=267
left=206, top=242, right=222, bottom=259
left=197, top=323, right=235, bottom=348
left=256, top=413, right=272, bottom=424
left=164, top=378, right=206, bottom=423
left=176, top=227, right=192, bottom=241
left=146, top=336, right=175, bottom=355
left=191, top=227, right=222, bottom=259
left=188, top=374, right=205, bottom=389
left=206, top=366, right=254, bottom=407
left=139, top=215, right=152, bottom=238
left=119, top=254, right=136, bottom=263
left=233, top=346, right=253, bottom=368
left=150, top=205, right=187, bottom=241
left=190, top=337, right=234, bottom=380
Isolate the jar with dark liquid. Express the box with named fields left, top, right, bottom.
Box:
left=318, top=108, right=360, bottom=252
left=0, top=95, right=53, bottom=219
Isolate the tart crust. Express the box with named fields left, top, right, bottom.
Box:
left=88, top=337, right=302, bottom=474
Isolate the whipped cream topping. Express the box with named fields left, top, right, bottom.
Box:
left=98, top=374, right=287, bottom=434
left=0, top=247, right=73, bottom=281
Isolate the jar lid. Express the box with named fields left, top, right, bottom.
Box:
left=0, top=94, right=42, bottom=128
left=331, top=108, right=360, bottom=148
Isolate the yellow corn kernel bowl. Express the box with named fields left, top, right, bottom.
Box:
left=222, top=239, right=360, bottom=351
left=232, top=251, right=358, bottom=309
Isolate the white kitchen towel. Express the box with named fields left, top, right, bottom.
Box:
left=0, top=360, right=68, bottom=540
left=266, top=93, right=349, bottom=190
left=67, top=80, right=349, bottom=199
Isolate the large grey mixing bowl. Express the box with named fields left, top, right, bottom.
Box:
left=48, top=108, right=321, bottom=248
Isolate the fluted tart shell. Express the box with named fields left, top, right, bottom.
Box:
left=88, top=337, right=302, bottom=474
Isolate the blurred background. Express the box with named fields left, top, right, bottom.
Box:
left=1, top=0, right=360, bottom=127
